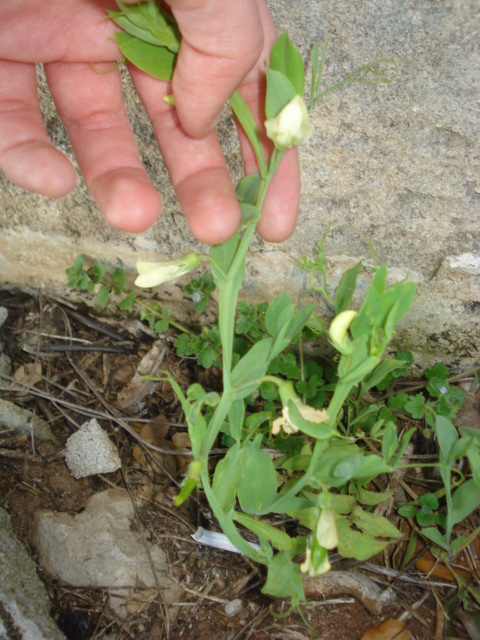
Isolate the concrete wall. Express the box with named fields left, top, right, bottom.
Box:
left=1, top=0, right=479, bottom=369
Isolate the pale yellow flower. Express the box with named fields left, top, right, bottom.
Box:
left=135, top=253, right=200, bottom=288
left=300, top=541, right=331, bottom=577
left=328, top=309, right=357, bottom=354
left=315, top=509, right=338, bottom=550
left=265, top=95, right=313, bottom=150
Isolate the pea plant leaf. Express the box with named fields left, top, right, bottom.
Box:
left=230, top=92, right=267, bottom=178
left=237, top=436, right=278, bottom=514
left=212, top=443, right=245, bottom=512
left=269, top=31, right=305, bottom=96
left=114, top=32, right=176, bottom=80
left=109, top=1, right=180, bottom=51
left=265, top=68, right=297, bottom=119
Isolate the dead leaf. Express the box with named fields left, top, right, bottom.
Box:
left=414, top=541, right=476, bottom=581
left=361, top=618, right=411, bottom=640
left=116, top=341, right=166, bottom=410
left=172, top=432, right=191, bottom=450
left=13, top=362, right=43, bottom=388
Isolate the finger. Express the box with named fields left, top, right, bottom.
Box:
left=0, top=60, right=77, bottom=197
left=234, top=0, right=301, bottom=242
left=44, top=61, right=162, bottom=233
left=130, top=66, right=241, bottom=244
left=256, top=149, right=300, bottom=242
left=0, top=1, right=120, bottom=64
left=166, top=0, right=264, bottom=138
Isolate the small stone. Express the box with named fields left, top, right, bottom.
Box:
left=224, top=598, right=242, bottom=618
left=33, top=490, right=182, bottom=617
left=0, top=398, right=57, bottom=442
left=65, top=419, right=121, bottom=479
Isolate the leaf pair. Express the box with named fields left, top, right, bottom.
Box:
left=266, top=32, right=305, bottom=119
left=108, top=1, right=180, bottom=80
left=212, top=436, right=277, bottom=515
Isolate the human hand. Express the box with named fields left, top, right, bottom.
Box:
left=0, top=0, right=300, bottom=243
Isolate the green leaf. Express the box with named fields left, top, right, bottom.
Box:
left=419, top=493, right=439, bottom=511
left=269, top=31, right=305, bottom=96
left=210, top=232, right=241, bottom=283
left=361, top=358, right=410, bottom=395
left=118, top=289, right=136, bottom=310
left=92, top=262, right=106, bottom=284
left=404, top=394, right=425, bottom=420
left=336, top=517, right=392, bottom=561
left=212, top=443, right=245, bottom=512
left=287, top=304, right=316, bottom=342
left=262, top=551, right=305, bottom=602
left=233, top=512, right=297, bottom=552
left=398, top=504, right=417, bottom=518
left=265, top=68, right=297, bottom=119
left=335, top=261, right=362, bottom=312
left=265, top=294, right=295, bottom=338
left=112, top=267, right=126, bottom=294
left=239, top=203, right=261, bottom=227
left=381, top=421, right=398, bottom=462
left=357, top=487, right=392, bottom=506
left=421, top=527, right=449, bottom=551
left=110, top=1, right=180, bottom=51
left=97, top=285, right=110, bottom=309
left=114, top=32, right=176, bottom=81
left=268, top=353, right=301, bottom=379
left=230, top=92, right=267, bottom=178
left=416, top=511, right=442, bottom=527
left=435, top=415, right=458, bottom=460
left=236, top=173, right=262, bottom=206
left=228, top=399, right=245, bottom=441
left=73, top=254, right=85, bottom=272
left=451, top=479, right=480, bottom=526
left=351, top=507, right=402, bottom=539
left=230, top=338, right=273, bottom=388
left=425, top=362, right=449, bottom=380
left=237, top=437, right=278, bottom=514
left=287, top=401, right=336, bottom=440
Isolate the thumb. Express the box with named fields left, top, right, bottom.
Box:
left=166, top=0, right=264, bottom=138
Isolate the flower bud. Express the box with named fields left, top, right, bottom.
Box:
left=135, top=252, right=200, bottom=288
left=315, top=509, right=338, bottom=550
left=328, top=309, right=357, bottom=354
left=300, top=538, right=331, bottom=577
left=265, top=95, right=313, bottom=150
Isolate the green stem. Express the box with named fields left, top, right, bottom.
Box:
left=200, top=387, right=233, bottom=458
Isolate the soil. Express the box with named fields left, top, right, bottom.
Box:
left=0, top=291, right=479, bottom=640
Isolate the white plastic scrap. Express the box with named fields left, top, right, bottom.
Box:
left=191, top=527, right=261, bottom=555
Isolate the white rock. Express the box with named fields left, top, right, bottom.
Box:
left=65, top=419, right=121, bottom=479
left=224, top=598, right=243, bottom=618
left=33, top=490, right=182, bottom=617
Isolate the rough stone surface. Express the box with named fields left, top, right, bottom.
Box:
left=33, top=490, right=182, bottom=617
left=65, top=418, right=122, bottom=479
left=0, top=398, right=58, bottom=443
left=0, top=507, right=65, bottom=640
left=0, top=0, right=478, bottom=369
